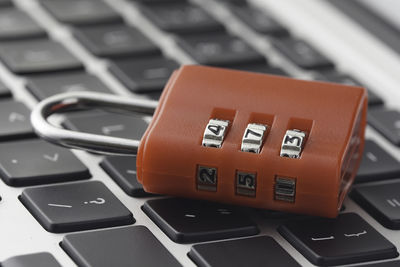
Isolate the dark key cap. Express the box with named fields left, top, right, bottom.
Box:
left=229, top=4, right=288, bottom=36
left=74, top=25, right=160, bottom=58
left=0, top=139, right=91, bottom=186
left=109, top=57, right=179, bottom=93
left=64, top=112, right=148, bottom=141
left=189, top=236, right=301, bottom=267
left=352, top=180, right=400, bottom=230
left=142, top=198, right=259, bottom=243
left=20, top=181, right=134, bottom=233
left=368, top=109, right=400, bottom=146
left=26, top=72, right=113, bottom=100
left=229, top=64, right=288, bottom=76
left=317, top=72, right=384, bottom=106
left=1, top=253, right=62, bottom=267
left=0, top=79, right=11, bottom=97
left=0, top=9, right=46, bottom=40
left=273, top=38, right=334, bottom=70
left=0, top=40, right=82, bottom=74
left=0, top=0, right=11, bottom=6
left=100, top=156, right=151, bottom=197
left=177, top=33, right=266, bottom=66
left=356, top=140, right=400, bottom=183
left=41, top=0, right=121, bottom=26
left=0, top=100, right=34, bottom=140
left=362, top=261, right=400, bottom=267
left=62, top=226, right=181, bottom=267
left=138, top=2, right=224, bottom=34
left=278, top=213, right=398, bottom=266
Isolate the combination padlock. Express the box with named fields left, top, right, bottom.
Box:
left=31, top=65, right=367, bottom=218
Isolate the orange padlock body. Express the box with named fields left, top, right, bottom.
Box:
left=137, top=65, right=367, bottom=218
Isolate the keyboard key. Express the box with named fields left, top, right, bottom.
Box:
left=0, top=9, right=46, bottom=41
left=64, top=112, right=148, bottom=141
left=177, top=33, right=266, bottom=66
left=62, top=226, right=181, bottom=267
left=109, top=57, right=179, bottom=93
left=142, top=198, right=259, bottom=243
left=229, top=4, right=288, bottom=36
left=352, top=180, right=400, bottom=230
left=0, top=100, right=34, bottom=140
left=139, top=2, right=224, bottom=34
left=1, top=253, right=62, bottom=267
left=0, top=79, right=11, bottom=97
left=20, top=181, right=134, bottom=233
left=0, top=39, right=82, bottom=74
left=229, top=64, right=288, bottom=76
left=100, top=156, right=151, bottom=197
left=74, top=25, right=161, bottom=58
left=189, top=236, right=301, bottom=267
left=26, top=72, right=113, bottom=100
left=278, top=213, right=398, bottom=266
left=0, top=139, right=90, bottom=186
left=0, top=0, right=11, bottom=6
left=356, top=140, right=400, bottom=183
left=41, top=0, right=121, bottom=26
left=368, top=109, right=400, bottom=146
left=317, top=72, right=384, bottom=106
left=273, top=38, right=334, bottom=70
left=133, top=0, right=186, bottom=3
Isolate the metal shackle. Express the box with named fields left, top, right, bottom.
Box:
left=30, top=91, right=158, bottom=156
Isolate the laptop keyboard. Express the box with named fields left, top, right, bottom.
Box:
left=0, top=0, right=399, bottom=266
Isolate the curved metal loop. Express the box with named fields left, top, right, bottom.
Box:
left=30, top=91, right=158, bottom=156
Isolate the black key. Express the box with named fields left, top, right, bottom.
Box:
left=189, top=236, right=301, bottom=267
left=229, top=4, right=288, bottom=36
left=0, top=79, right=11, bottom=97
left=368, top=109, right=400, bottom=146
left=177, top=33, right=266, bottom=66
left=229, top=64, right=288, bottom=76
left=273, top=38, right=334, bottom=70
left=0, top=9, right=46, bottom=41
left=64, top=112, right=148, bottom=141
left=317, top=72, right=384, bottom=106
left=142, top=198, right=259, bottom=243
left=100, top=156, right=151, bottom=197
left=362, top=261, right=400, bottom=267
left=0, top=0, right=11, bottom=6
left=0, top=100, right=34, bottom=140
left=26, top=72, right=113, bottom=100
left=74, top=25, right=161, bottom=58
left=356, top=140, right=400, bottom=183
left=138, top=2, right=224, bottom=34
left=20, top=181, right=134, bottom=233
left=0, top=40, right=82, bottom=74
left=1, top=253, right=62, bottom=267
left=0, top=139, right=91, bottom=186
left=352, top=180, right=400, bottom=230
left=41, top=0, right=122, bottom=26
left=62, top=226, right=182, bottom=267
left=109, top=57, right=179, bottom=93
left=278, top=213, right=398, bottom=266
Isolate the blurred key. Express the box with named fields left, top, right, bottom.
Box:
left=0, top=139, right=91, bottom=186
left=0, top=9, right=46, bottom=40
left=0, top=79, right=11, bottom=98
left=352, top=180, right=400, bottom=229
left=133, top=0, right=185, bottom=3
left=41, top=0, right=121, bottom=26
left=1, top=253, right=62, bottom=267
left=74, top=25, right=160, bottom=58
left=62, top=226, right=182, bottom=267
left=27, top=72, right=113, bottom=100
left=230, top=64, right=288, bottom=76
left=177, top=33, right=266, bottom=66
left=64, top=112, right=148, bottom=141
left=0, top=0, right=11, bottom=7
left=142, top=198, right=259, bottom=243
left=0, top=40, right=82, bottom=74
left=368, top=109, right=400, bottom=146
left=0, top=100, right=34, bottom=140
left=189, top=236, right=301, bottom=267
left=356, top=140, right=400, bottom=183
left=109, top=57, right=179, bottom=92
left=101, top=156, right=152, bottom=197
left=278, top=213, right=398, bottom=266
left=138, top=2, right=224, bottom=34
left=20, top=181, right=134, bottom=232
left=273, top=38, right=334, bottom=70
